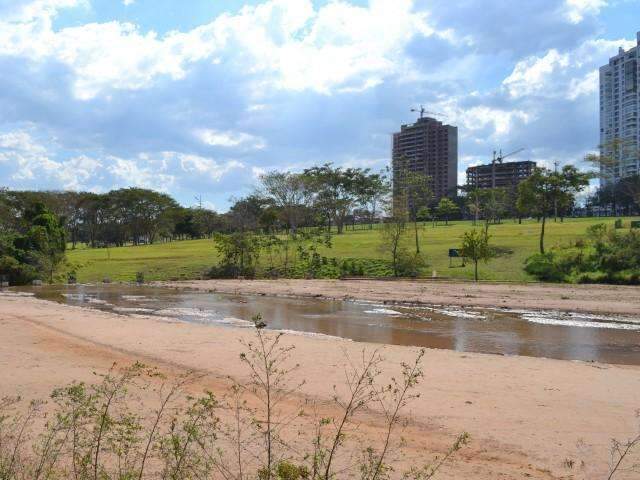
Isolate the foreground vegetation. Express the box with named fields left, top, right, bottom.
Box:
left=2, top=321, right=638, bottom=479
left=65, top=217, right=638, bottom=283
left=0, top=320, right=470, bottom=480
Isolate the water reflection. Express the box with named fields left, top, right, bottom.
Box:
left=7, top=284, right=640, bottom=366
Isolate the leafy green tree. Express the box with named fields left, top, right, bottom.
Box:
left=517, top=166, right=591, bottom=254
left=480, top=188, right=509, bottom=236
left=356, top=170, right=390, bottom=229
left=585, top=138, right=638, bottom=213
left=212, top=232, right=260, bottom=278
left=1, top=203, right=66, bottom=283
left=303, top=164, right=365, bottom=234
left=259, top=171, right=309, bottom=235
left=380, top=214, right=408, bottom=278
left=417, top=206, right=432, bottom=223
left=401, top=170, right=432, bottom=254
left=463, top=187, right=482, bottom=226
left=460, top=229, right=492, bottom=282
left=435, top=198, right=459, bottom=226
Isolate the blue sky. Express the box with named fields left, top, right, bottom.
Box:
left=0, top=0, right=638, bottom=210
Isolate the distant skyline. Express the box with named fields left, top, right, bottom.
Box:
left=0, top=0, right=638, bottom=210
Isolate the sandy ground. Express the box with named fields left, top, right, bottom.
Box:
left=1, top=293, right=639, bottom=479
left=158, top=278, right=640, bottom=316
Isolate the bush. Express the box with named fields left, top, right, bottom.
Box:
left=0, top=255, right=38, bottom=285
left=395, top=251, right=427, bottom=278
left=524, top=252, right=567, bottom=282
left=207, top=263, right=256, bottom=279
left=526, top=227, right=640, bottom=285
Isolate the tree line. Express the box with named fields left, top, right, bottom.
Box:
left=5, top=157, right=638, bottom=284
left=0, top=188, right=227, bottom=249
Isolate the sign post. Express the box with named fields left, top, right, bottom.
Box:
left=449, top=248, right=465, bottom=268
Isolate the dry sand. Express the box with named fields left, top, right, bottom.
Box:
left=158, top=278, right=640, bottom=316
left=1, top=292, right=639, bottom=479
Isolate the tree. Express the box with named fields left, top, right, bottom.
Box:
left=517, top=166, right=591, bottom=254
left=380, top=214, right=408, bottom=277
left=585, top=138, right=639, bottom=214
left=303, top=164, right=364, bottom=234
left=259, top=172, right=309, bottom=235
left=394, top=160, right=432, bottom=253
left=403, top=171, right=432, bottom=254
left=463, top=187, right=482, bottom=226
left=356, top=170, right=390, bottom=229
left=228, top=195, right=272, bottom=233
left=212, top=231, right=260, bottom=278
left=623, top=175, right=640, bottom=212
left=480, top=188, right=508, bottom=236
left=460, top=229, right=491, bottom=282
left=436, top=198, right=458, bottom=226
left=417, top=206, right=432, bottom=223
left=2, top=203, right=66, bottom=284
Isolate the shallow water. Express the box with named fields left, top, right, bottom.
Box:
left=6, top=284, right=640, bottom=365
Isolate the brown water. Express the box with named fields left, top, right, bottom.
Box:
left=9, top=284, right=640, bottom=365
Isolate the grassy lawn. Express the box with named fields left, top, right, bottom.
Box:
left=67, top=217, right=638, bottom=283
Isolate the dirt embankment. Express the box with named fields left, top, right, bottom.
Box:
left=1, top=294, right=639, bottom=478
left=157, top=278, right=640, bottom=316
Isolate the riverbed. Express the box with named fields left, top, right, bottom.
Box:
left=1, top=289, right=639, bottom=479
left=10, top=283, right=640, bottom=365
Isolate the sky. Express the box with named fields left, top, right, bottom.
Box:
left=0, top=0, right=638, bottom=211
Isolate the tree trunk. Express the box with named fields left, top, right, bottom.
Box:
left=414, top=221, right=420, bottom=254
left=539, top=214, right=546, bottom=254
left=474, top=260, right=478, bottom=282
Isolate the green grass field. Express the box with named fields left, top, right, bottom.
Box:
left=66, top=217, right=639, bottom=283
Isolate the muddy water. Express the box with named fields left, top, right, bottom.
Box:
left=9, top=284, right=640, bottom=365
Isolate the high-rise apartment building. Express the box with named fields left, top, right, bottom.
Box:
left=599, top=32, right=640, bottom=185
left=392, top=116, right=458, bottom=207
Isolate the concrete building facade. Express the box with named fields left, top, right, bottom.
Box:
left=466, top=160, right=536, bottom=190
left=599, top=32, right=640, bottom=185
left=392, top=116, right=458, bottom=207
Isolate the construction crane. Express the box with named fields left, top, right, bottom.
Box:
left=411, top=105, right=447, bottom=119
left=492, top=147, right=525, bottom=164
left=490, top=148, right=525, bottom=188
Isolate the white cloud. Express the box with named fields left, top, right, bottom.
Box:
left=123, top=0, right=135, bottom=5
left=0, top=130, right=101, bottom=189
left=563, top=0, right=607, bottom=23
left=0, top=130, right=46, bottom=153
left=195, top=129, right=266, bottom=149
left=1, top=0, right=85, bottom=22
left=503, top=38, right=637, bottom=100
left=172, top=152, right=245, bottom=181
left=431, top=99, right=531, bottom=140
left=107, top=155, right=175, bottom=191
left=503, top=49, right=570, bottom=98
left=0, top=0, right=455, bottom=99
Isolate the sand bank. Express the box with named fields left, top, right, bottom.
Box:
left=1, top=293, right=639, bottom=479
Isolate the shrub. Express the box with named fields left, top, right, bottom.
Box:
left=0, top=255, right=38, bottom=285
left=524, top=252, right=567, bottom=282
left=527, top=227, right=640, bottom=285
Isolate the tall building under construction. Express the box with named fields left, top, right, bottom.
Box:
left=466, top=160, right=536, bottom=190
left=392, top=116, right=458, bottom=207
